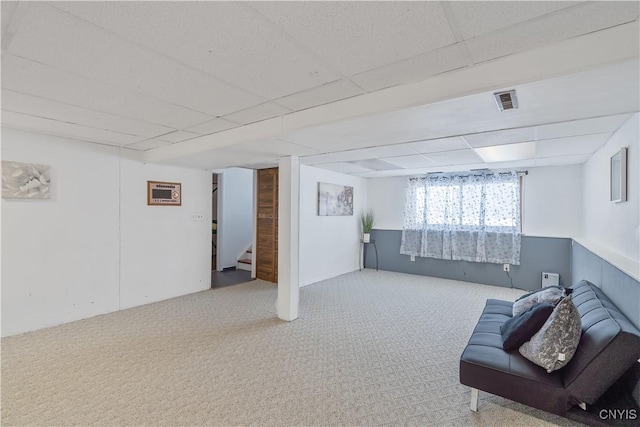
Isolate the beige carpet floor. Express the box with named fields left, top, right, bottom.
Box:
left=1, top=270, right=584, bottom=426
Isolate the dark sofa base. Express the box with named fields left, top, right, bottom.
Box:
left=460, top=281, right=640, bottom=420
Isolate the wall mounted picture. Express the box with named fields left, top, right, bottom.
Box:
left=1, top=161, right=51, bottom=199
left=318, top=182, right=353, bottom=216
left=610, top=147, right=627, bottom=203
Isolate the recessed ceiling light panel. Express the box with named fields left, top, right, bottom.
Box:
left=474, top=141, right=535, bottom=163
left=494, top=89, right=519, bottom=111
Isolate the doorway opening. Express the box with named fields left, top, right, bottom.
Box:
left=211, top=169, right=255, bottom=289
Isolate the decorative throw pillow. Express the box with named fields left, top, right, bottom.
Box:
left=519, top=295, right=582, bottom=373
left=513, top=286, right=565, bottom=317
left=515, top=286, right=565, bottom=302
left=501, top=302, right=555, bottom=351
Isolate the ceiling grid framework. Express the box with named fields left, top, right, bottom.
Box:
left=0, top=1, right=638, bottom=176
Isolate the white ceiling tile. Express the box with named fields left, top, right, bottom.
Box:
left=466, top=2, right=639, bottom=64
left=8, top=3, right=264, bottom=117
left=53, top=1, right=341, bottom=99
left=380, top=155, right=439, bottom=169
left=536, top=114, right=632, bottom=140
left=448, top=1, right=579, bottom=40
left=224, top=102, right=291, bottom=125
left=535, top=154, right=591, bottom=167
left=1, top=0, right=20, bottom=40
left=314, top=162, right=373, bottom=174
left=484, top=159, right=537, bottom=170
left=233, top=138, right=319, bottom=157
left=275, top=80, right=364, bottom=111
left=1, top=89, right=173, bottom=138
left=162, top=148, right=277, bottom=170
left=464, top=127, right=537, bottom=148
left=186, top=118, right=242, bottom=135
left=155, top=131, right=200, bottom=143
left=409, top=137, right=469, bottom=153
left=2, top=110, right=144, bottom=146
left=536, top=133, right=611, bottom=158
left=300, top=144, right=418, bottom=165
left=1, top=55, right=213, bottom=129
left=350, top=44, right=468, bottom=92
left=249, top=1, right=456, bottom=75
left=125, top=139, right=174, bottom=151
left=425, top=149, right=484, bottom=166
left=474, top=141, right=536, bottom=162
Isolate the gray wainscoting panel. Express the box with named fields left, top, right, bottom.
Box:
left=365, top=230, right=571, bottom=291
left=571, top=241, right=640, bottom=330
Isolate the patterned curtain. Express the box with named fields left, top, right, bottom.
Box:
left=400, top=171, right=521, bottom=265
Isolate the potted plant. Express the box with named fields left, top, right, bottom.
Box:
left=360, top=209, right=375, bottom=243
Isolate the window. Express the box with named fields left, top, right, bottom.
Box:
left=400, top=171, right=522, bottom=265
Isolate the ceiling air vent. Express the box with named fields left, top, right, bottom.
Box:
left=494, top=89, right=518, bottom=111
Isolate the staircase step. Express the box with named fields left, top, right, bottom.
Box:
left=246, top=249, right=252, bottom=254
left=238, top=259, right=251, bottom=265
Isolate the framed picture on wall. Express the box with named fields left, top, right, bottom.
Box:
left=318, top=182, right=353, bottom=216
left=610, top=147, right=627, bottom=203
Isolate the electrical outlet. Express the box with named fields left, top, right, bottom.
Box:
left=410, top=255, right=415, bottom=262
left=503, top=264, right=510, bottom=272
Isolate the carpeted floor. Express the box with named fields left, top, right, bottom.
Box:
left=1, top=270, right=584, bottom=426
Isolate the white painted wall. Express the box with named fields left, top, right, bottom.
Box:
left=217, top=167, right=253, bottom=269
left=1, top=128, right=211, bottom=336
left=367, top=166, right=584, bottom=238
left=299, top=165, right=367, bottom=287
left=582, top=113, right=639, bottom=278
left=523, top=165, right=583, bottom=238
left=119, top=158, right=212, bottom=309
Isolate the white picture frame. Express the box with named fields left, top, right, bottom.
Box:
left=610, top=147, right=627, bottom=203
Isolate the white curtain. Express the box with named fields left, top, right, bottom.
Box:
left=400, top=171, right=521, bottom=265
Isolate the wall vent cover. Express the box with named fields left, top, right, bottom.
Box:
left=494, top=89, right=519, bottom=111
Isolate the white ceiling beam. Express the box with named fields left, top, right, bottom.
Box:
left=143, top=21, right=639, bottom=165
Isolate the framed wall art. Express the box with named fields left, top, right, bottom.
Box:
left=318, top=182, right=353, bottom=216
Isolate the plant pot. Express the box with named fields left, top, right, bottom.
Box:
left=363, top=233, right=371, bottom=243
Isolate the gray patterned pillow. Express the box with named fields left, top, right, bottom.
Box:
left=519, top=295, right=582, bottom=373
left=512, top=287, right=565, bottom=317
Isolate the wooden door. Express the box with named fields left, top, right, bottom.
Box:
left=256, top=168, right=278, bottom=283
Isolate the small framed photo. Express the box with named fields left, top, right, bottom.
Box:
left=147, top=181, right=182, bottom=206
left=610, top=147, right=627, bottom=203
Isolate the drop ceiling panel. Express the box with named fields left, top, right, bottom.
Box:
left=380, top=155, right=439, bottom=169
left=163, top=148, right=277, bottom=170
left=2, top=111, right=144, bottom=146
left=155, top=131, right=200, bottom=143
left=224, top=102, right=291, bottom=125
left=313, top=162, right=373, bottom=174
left=466, top=2, right=639, bottom=64
left=186, top=118, right=241, bottom=135
left=275, top=80, right=363, bottom=111
left=426, top=149, right=484, bottom=166
left=249, top=1, right=456, bottom=76
left=1, top=89, right=172, bottom=138
left=1, top=55, right=213, bottom=129
left=233, top=138, right=319, bottom=157
left=475, top=141, right=536, bottom=162
left=125, top=139, right=174, bottom=151
left=536, top=114, right=632, bottom=140
left=448, top=1, right=579, bottom=40
left=300, top=144, right=418, bottom=165
left=409, top=137, right=469, bottom=154
left=350, top=44, right=468, bottom=92
left=53, top=1, right=342, bottom=100
left=535, top=154, right=591, bottom=167
left=8, top=3, right=263, bottom=117
left=1, top=0, right=20, bottom=40
left=464, top=127, right=537, bottom=148
left=536, top=133, right=611, bottom=158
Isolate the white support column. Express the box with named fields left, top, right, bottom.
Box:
left=470, top=388, right=478, bottom=412
left=277, top=156, right=300, bottom=321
